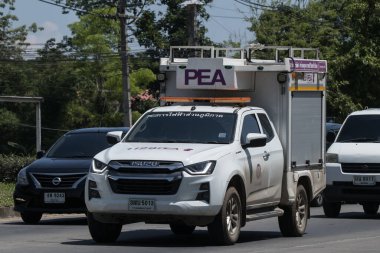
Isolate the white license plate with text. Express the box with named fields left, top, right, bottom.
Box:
left=44, top=192, right=65, bottom=203
left=353, top=176, right=376, bottom=186
left=128, top=199, right=155, bottom=211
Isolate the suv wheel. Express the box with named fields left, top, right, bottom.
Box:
left=20, top=211, right=42, bottom=224
left=208, top=186, right=242, bottom=245
left=169, top=222, right=196, bottom=235
left=87, top=212, right=122, bottom=243
left=323, top=201, right=341, bottom=218
left=278, top=184, right=308, bottom=237
left=363, top=203, right=379, bottom=215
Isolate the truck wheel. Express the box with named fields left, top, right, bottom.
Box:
left=278, top=184, right=308, bottom=237
left=323, top=201, right=341, bottom=218
left=363, top=203, right=379, bottom=215
left=169, top=222, right=196, bottom=235
left=87, top=212, right=122, bottom=243
left=208, top=187, right=242, bottom=245
left=20, top=211, right=42, bottom=224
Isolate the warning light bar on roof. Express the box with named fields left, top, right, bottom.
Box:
left=160, top=96, right=251, bottom=103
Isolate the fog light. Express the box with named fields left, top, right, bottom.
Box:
left=196, top=182, right=210, bottom=203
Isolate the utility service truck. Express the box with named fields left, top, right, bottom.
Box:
left=85, top=45, right=327, bottom=245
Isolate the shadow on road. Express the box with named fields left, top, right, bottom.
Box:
left=4, top=216, right=87, bottom=226
left=61, top=229, right=282, bottom=247
left=312, top=212, right=380, bottom=220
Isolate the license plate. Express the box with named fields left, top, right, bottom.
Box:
left=128, top=199, right=155, bottom=211
left=44, top=192, right=65, bottom=203
left=353, top=176, right=376, bottom=186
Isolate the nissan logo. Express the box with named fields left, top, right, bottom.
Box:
left=52, top=177, right=62, bottom=186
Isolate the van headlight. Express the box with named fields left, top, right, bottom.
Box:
left=326, top=153, right=339, bottom=163
left=184, top=161, right=216, bottom=175
left=17, top=168, right=29, bottom=186
left=90, top=159, right=108, bottom=173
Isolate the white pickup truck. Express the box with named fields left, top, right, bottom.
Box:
left=85, top=45, right=327, bottom=245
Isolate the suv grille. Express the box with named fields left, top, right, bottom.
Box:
left=31, top=173, right=87, bottom=188
left=341, top=163, right=380, bottom=174
left=107, top=160, right=183, bottom=195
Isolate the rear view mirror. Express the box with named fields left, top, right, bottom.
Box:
left=243, top=133, right=267, bottom=148
left=107, top=131, right=123, bottom=145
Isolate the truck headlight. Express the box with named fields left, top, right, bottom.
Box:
left=90, top=159, right=108, bottom=173
left=17, top=168, right=29, bottom=186
left=326, top=153, right=339, bottom=163
left=184, top=161, right=216, bottom=175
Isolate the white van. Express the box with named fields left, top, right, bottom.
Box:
left=324, top=109, right=380, bottom=217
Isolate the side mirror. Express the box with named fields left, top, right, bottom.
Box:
left=36, top=150, right=45, bottom=159
left=326, top=131, right=336, bottom=143
left=243, top=133, right=267, bottom=148
left=107, top=131, right=123, bottom=145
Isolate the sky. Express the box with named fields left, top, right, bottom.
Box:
left=13, top=0, right=254, bottom=51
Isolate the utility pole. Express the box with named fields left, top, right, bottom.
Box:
left=118, top=0, right=132, bottom=127
left=181, top=0, right=203, bottom=46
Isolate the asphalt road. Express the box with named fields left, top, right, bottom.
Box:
left=1, top=204, right=380, bottom=253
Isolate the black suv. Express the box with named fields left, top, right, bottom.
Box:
left=13, top=127, right=128, bottom=224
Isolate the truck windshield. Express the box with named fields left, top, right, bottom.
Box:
left=337, top=115, right=380, bottom=143
left=125, top=111, right=236, bottom=144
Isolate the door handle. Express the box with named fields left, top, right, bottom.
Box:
left=263, top=151, right=270, bottom=161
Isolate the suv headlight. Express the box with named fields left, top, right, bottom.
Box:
left=90, top=159, right=108, bottom=173
left=17, top=168, right=29, bottom=186
left=326, top=153, right=339, bottom=163
left=184, top=161, right=216, bottom=175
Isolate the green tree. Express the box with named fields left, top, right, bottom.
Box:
left=249, top=0, right=379, bottom=121
left=135, top=0, right=213, bottom=56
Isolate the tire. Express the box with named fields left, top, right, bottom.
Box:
left=363, top=203, right=379, bottom=215
left=20, top=211, right=42, bottom=224
left=311, top=193, right=323, bottom=207
left=208, top=187, right=242, bottom=245
left=169, top=222, right=196, bottom=235
left=278, top=184, right=308, bottom=237
left=323, top=201, right=341, bottom=218
left=87, top=212, right=122, bottom=243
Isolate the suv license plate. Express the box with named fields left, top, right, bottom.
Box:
left=353, top=176, right=376, bottom=186
left=128, top=199, right=155, bottom=211
left=44, top=192, right=65, bottom=203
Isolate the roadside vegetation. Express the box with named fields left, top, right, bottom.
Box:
left=0, top=183, right=16, bottom=207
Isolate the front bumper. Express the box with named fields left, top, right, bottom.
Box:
left=13, top=183, right=86, bottom=214
left=85, top=171, right=223, bottom=218
left=324, top=163, right=380, bottom=203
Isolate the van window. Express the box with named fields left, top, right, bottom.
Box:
left=240, top=114, right=261, bottom=144
left=258, top=113, right=274, bottom=142
left=337, top=115, right=380, bottom=143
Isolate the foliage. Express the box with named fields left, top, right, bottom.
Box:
left=0, top=154, right=34, bottom=183
left=134, top=0, right=213, bottom=56
left=249, top=0, right=380, bottom=122
left=0, top=182, right=15, bottom=207
left=131, top=90, right=159, bottom=113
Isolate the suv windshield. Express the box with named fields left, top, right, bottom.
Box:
left=47, top=132, right=111, bottom=158
left=337, top=115, right=380, bottom=143
left=125, top=111, right=236, bottom=144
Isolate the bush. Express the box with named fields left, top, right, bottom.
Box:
left=0, top=154, right=34, bottom=183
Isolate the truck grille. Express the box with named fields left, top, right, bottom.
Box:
left=107, top=160, right=183, bottom=195
left=30, top=173, right=87, bottom=188
left=341, top=163, right=380, bottom=174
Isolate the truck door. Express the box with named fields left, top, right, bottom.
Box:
left=237, top=112, right=270, bottom=206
